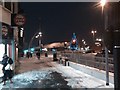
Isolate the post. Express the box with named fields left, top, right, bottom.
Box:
left=28, top=32, right=38, bottom=51
left=39, top=37, right=41, bottom=48
left=114, top=46, right=120, bottom=90
left=105, top=46, right=109, bottom=85
left=5, top=44, right=7, bottom=54
left=113, top=31, right=120, bottom=90
left=11, top=40, right=15, bottom=68
left=104, top=3, right=109, bottom=85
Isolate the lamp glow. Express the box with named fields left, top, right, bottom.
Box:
left=100, top=0, right=106, bottom=7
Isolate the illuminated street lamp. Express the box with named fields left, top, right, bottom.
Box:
left=96, top=38, right=102, bottom=42
left=82, top=39, right=85, bottom=42
left=82, top=39, right=86, bottom=45
left=100, top=0, right=106, bottom=7
left=100, top=0, right=106, bottom=12
left=91, top=30, right=97, bottom=42
left=82, top=39, right=87, bottom=50
left=100, top=0, right=109, bottom=86
left=36, top=32, right=42, bottom=47
left=39, top=32, right=42, bottom=36
left=28, top=31, right=42, bottom=52
left=64, top=42, right=67, bottom=49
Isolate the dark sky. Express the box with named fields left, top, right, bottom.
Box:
left=20, top=2, right=104, bottom=48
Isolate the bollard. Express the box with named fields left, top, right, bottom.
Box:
left=68, top=61, right=69, bottom=66
left=60, top=58, right=62, bottom=64
left=65, top=60, right=66, bottom=66
left=53, top=53, right=57, bottom=61
left=65, top=59, right=68, bottom=66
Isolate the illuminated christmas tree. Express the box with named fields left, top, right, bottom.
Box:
left=70, top=33, right=78, bottom=50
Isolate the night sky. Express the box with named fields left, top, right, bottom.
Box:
left=20, top=2, right=104, bottom=48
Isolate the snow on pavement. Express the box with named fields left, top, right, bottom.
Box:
left=51, top=62, right=114, bottom=89
left=0, top=58, right=114, bottom=89
left=0, top=69, right=53, bottom=89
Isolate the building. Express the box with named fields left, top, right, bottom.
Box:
left=0, top=1, right=19, bottom=77
left=107, top=2, right=120, bottom=30
left=104, top=2, right=120, bottom=53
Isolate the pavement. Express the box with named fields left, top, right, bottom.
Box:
left=0, top=54, right=114, bottom=89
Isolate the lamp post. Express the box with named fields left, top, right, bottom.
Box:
left=28, top=32, right=42, bottom=52
left=100, top=0, right=109, bottom=86
left=35, top=32, right=42, bottom=48
left=91, top=30, right=97, bottom=42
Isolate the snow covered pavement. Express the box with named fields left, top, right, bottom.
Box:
left=52, top=62, right=114, bottom=89
left=0, top=56, right=114, bottom=89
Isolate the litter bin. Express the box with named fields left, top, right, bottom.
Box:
left=53, top=53, right=57, bottom=61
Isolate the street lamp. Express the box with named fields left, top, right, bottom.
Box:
left=64, top=42, right=67, bottom=49
left=36, top=32, right=42, bottom=47
left=100, top=0, right=106, bottom=10
left=82, top=39, right=87, bottom=49
left=96, top=38, right=102, bottom=42
left=91, top=30, right=97, bottom=42
left=28, top=31, right=42, bottom=52
left=100, top=0, right=109, bottom=86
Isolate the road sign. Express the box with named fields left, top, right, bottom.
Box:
left=14, top=14, right=26, bottom=26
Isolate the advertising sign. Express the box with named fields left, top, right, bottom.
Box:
left=14, top=14, right=26, bottom=26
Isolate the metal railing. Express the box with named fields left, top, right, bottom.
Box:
left=58, top=51, right=114, bottom=73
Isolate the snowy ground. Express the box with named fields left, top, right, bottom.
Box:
left=52, top=62, right=114, bottom=89
left=0, top=56, right=114, bottom=89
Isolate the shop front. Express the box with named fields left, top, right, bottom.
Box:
left=0, top=22, right=13, bottom=77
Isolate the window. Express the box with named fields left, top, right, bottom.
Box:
left=4, top=2, right=11, bottom=11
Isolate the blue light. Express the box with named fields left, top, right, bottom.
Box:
left=24, top=50, right=28, bottom=54
left=31, top=48, right=35, bottom=52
